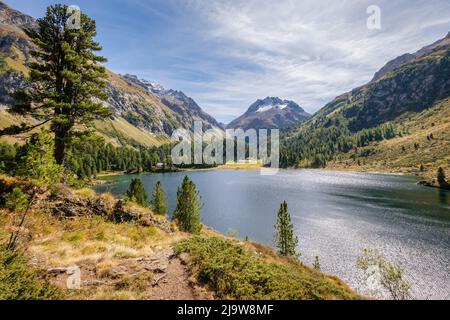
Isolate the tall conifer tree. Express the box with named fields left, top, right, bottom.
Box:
left=173, top=176, right=202, bottom=234
left=151, top=181, right=168, bottom=215
left=2, top=5, right=110, bottom=164
left=274, top=201, right=299, bottom=258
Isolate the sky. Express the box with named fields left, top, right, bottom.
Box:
left=4, top=0, right=450, bottom=123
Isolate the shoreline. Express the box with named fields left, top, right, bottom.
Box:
left=92, top=166, right=450, bottom=192
left=94, top=166, right=416, bottom=180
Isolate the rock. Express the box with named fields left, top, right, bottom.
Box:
left=417, top=180, right=434, bottom=187
left=47, top=267, right=69, bottom=274
left=151, top=274, right=167, bottom=287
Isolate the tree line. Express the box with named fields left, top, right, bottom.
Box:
left=0, top=135, right=175, bottom=179
left=280, top=113, right=397, bottom=168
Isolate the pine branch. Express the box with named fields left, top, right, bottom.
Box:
left=0, top=118, right=53, bottom=136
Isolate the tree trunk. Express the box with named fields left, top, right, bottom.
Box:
left=54, top=133, right=67, bottom=165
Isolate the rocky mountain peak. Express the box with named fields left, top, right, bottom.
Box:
left=120, top=74, right=223, bottom=131
left=0, top=1, right=36, bottom=29
left=122, top=74, right=165, bottom=94
left=247, top=97, right=304, bottom=114
left=227, top=97, right=310, bottom=130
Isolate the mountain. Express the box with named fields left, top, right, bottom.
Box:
left=371, top=32, right=450, bottom=82
left=227, top=97, right=311, bottom=130
left=121, top=74, right=223, bottom=133
left=281, top=32, right=450, bottom=177
left=0, top=1, right=35, bottom=28
left=0, top=1, right=222, bottom=147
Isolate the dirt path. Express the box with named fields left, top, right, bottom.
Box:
left=146, top=255, right=211, bottom=300
left=44, top=246, right=213, bottom=300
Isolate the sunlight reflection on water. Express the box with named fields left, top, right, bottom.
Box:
left=97, top=169, right=450, bottom=299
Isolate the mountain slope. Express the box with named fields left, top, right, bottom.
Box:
left=371, top=32, right=450, bottom=82
left=281, top=32, right=450, bottom=177
left=227, top=97, right=311, bottom=130
left=0, top=1, right=222, bottom=147
left=121, top=74, right=223, bottom=133
left=328, top=98, right=450, bottom=176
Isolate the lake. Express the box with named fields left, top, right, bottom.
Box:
left=95, top=169, right=450, bottom=299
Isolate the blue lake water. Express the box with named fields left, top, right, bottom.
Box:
left=96, top=169, right=450, bottom=299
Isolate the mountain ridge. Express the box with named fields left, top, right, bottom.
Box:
left=280, top=31, right=450, bottom=177
left=0, top=1, right=222, bottom=147
left=371, top=31, right=450, bottom=82
left=227, top=97, right=311, bottom=130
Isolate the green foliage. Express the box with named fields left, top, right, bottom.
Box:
left=313, top=256, right=321, bottom=270
left=280, top=47, right=450, bottom=169
left=357, top=248, right=412, bottom=300
left=15, top=130, right=62, bottom=185
left=0, top=142, right=17, bottom=173
left=280, top=115, right=397, bottom=168
left=437, top=167, right=447, bottom=186
left=274, top=201, right=299, bottom=258
left=0, top=246, right=61, bottom=300
left=125, top=178, right=147, bottom=207
left=151, top=181, right=168, bottom=215
left=173, top=176, right=202, bottom=234
left=174, top=236, right=358, bottom=300
left=0, top=137, right=175, bottom=181
left=6, top=4, right=110, bottom=164
left=65, top=138, right=174, bottom=178
left=4, top=188, right=29, bottom=212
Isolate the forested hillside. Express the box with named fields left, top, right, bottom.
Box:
left=280, top=32, right=450, bottom=178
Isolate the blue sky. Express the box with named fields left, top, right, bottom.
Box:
left=4, top=0, right=450, bottom=123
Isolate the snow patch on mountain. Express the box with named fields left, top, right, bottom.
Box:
left=256, top=103, right=288, bottom=113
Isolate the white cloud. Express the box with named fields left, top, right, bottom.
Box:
left=176, top=0, right=450, bottom=122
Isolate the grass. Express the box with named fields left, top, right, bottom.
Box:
left=0, top=176, right=361, bottom=300
left=5, top=56, right=29, bottom=76
left=93, top=117, right=169, bottom=147
left=0, top=204, right=179, bottom=300
left=175, top=236, right=360, bottom=300
left=328, top=98, right=450, bottom=179
left=0, top=246, right=62, bottom=300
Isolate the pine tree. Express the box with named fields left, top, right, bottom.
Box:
left=15, top=130, right=62, bottom=185
left=125, top=178, right=148, bottom=207
left=2, top=5, right=110, bottom=164
left=173, top=176, right=202, bottom=234
left=437, top=167, right=447, bottom=186
left=151, top=181, right=168, bottom=215
left=274, top=201, right=299, bottom=258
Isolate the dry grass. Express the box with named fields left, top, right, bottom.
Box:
left=93, top=117, right=169, bottom=147
left=0, top=202, right=187, bottom=300
left=329, top=98, right=450, bottom=179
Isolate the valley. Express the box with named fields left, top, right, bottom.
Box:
left=0, top=0, right=449, bottom=302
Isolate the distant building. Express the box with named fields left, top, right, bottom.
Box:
left=235, top=158, right=258, bottom=165
left=155, top=163, right=164, bottom=169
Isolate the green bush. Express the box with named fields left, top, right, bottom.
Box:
left=4, top=188, right=29, bottom=212
left=15, top=130, right=62, bottom=185
left=125, top=178, right=148, bottom=207
left=0, top=247, right=62, bottom=300
left=174, top=236, right=358, bottom=300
